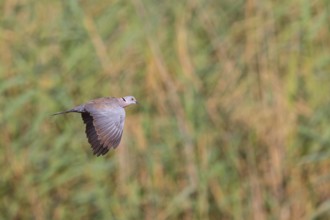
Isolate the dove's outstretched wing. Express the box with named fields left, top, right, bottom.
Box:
left=82, top=102, right=125, bottom=156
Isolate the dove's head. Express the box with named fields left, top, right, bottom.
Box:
left=119, top=96, right=138, bottom=107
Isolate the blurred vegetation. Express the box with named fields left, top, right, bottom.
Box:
left=1, top=0, right=330, bottom=219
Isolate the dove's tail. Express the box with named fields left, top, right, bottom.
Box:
left=52, top=110, right=75, bottom=116
left=52, top=105, right=85, bottom=116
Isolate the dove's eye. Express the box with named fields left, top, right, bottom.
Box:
left=131, top=98, right=134, bottom=101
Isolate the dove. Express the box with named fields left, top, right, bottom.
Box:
left=53, top=96, right=138, bottom=156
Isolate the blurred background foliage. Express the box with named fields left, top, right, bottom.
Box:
left=1, top=0, right=330, bottom=219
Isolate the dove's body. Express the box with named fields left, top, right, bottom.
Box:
left=53, top=96, right=137, bottom=156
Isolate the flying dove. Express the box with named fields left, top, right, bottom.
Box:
left=53, top=96, right=138, bottom=156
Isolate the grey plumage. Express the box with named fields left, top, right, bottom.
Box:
left=53, top=96, right=137, bottom=156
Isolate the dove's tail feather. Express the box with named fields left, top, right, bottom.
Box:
left=52, top=110, right=75, bottom=116
left=52, top=105, right=85, bottom=116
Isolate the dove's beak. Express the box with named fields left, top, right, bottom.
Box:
left=135, top=101, right=139, bottom=104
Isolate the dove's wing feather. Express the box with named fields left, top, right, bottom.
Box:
left=85, top=102, right=125, bottom=151
left=81, top=113, right=109, bottom=156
